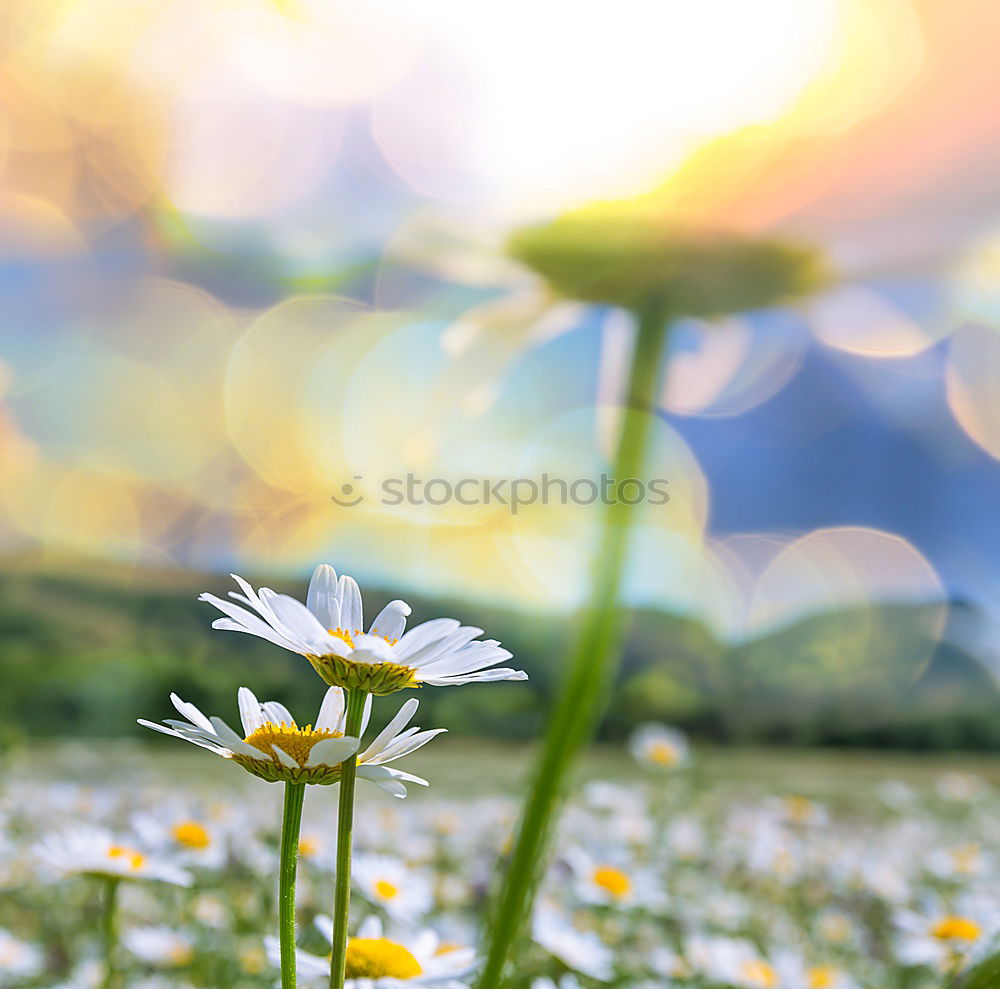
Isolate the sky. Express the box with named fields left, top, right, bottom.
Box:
left=3, top=0, right=1000, bottom=654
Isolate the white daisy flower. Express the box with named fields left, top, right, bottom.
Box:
left=353, top=853, right=434, bottom=921
left=685, top=935, right=782, bottom=989
left=628, top=723, right=691, bottom=771
left=935, top=772, right=990, bottom=802
left=132, top=808, right=229, bottom=869
left=564, top=846, right=666, bottom=910
left=35, top=826, right=191, bottom=886
left=531, top=902, right=613, bottom=981
left=123, top=926, right=195, bottom=967
left=894, top=896, right=1000, bottom=972
left=139, top=686, right=444, bottom=797
left=266, top=914, right=475, bottom=987
left=0, top=929, right=44, bottom=979
left=199, top=565, right=526, bottom=694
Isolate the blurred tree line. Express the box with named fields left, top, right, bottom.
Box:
left=1, top=562, right=997, bottom=752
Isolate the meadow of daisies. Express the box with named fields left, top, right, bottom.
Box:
left=3, top=564, right=1000, bottom=988
left=4, top=728, right=1000, bottom=988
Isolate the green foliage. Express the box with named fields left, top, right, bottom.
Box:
left=958, top=948, right=1000, bottom=989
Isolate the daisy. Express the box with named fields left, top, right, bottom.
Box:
left=353, top=853, right=434, bottom=922
left=139, top=686, right=443, bottom=797
left=266, top=914, right=475, bottom=987
left=199, top=565, right=526, bottom=694
left=894, top=896, right=1000, bottom=972
left=123, top=926, right=195, bottom=968
left=35, top=826, right=191, bottom=887
left=628, top=723, right=691, bottom=771
left=531, top=902, right=613, bottom=982
left=132, top=807, right=229, bottom=870
left=564, top=847, right=665, bottom=910
left=0, top=929, right=44, bottom=980
left=685, top=936, right=789, bottom=989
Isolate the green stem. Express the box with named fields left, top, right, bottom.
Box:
left=279, top=782, right=307, bottom=989
left=329, top=688, right=369, bottom=989
left=479, top=297, right=672, bottom=989
left=101, top=876, right=121, bottom=989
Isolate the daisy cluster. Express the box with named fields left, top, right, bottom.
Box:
left=3, top=732, right=1000, bottom=987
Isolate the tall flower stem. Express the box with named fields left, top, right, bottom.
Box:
left=100, top=876, right=121, bottom=989
left=329, top=688, right=369, bottom=989
left=479, top=296, right=673, bottom=989
left=278, top=781, right=307, bottom=988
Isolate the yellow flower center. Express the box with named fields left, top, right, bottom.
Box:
left=932, top=916, right=982, bottom=942
left=243, top=722, right=343, bottom=766
left=809, top=965, right=838, bottom=989
left=107, top=845, right=145, bottom=871
left=330, top=627, right=400, bottom=648
left=344, top=938, right=423, bottom=979
left=299, top=837, right=318, bottom=858
left=951, top=844, right=981, bottom=875
left=648, top=741, right=680, bottom=766
left=375, top=879, right=400, bottom=900
left=240, top=946, right=266, bottom=974
left=331, top=627, right=360, bottom=648
left=741, top=960, right=778, bottom=988
left=168, top=944, right=194, bottom=966
left=592, top=866, right=632, bottom=898
left=172, top=821, right=211, bottom=849
left=819, top=913, right=851, bottom=943
left=785, top=795, right=814, bottom=823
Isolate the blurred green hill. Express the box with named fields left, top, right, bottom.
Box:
left=1, top=556, right=997, bottom=751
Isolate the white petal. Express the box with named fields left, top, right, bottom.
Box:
left=361, top=699, right=419, bottom=761
left=272, top=745, right=299, bottom=769
left=360, top=693, right=374, bottom=736
left=200, top=594, right=301, bottom=652
left=383, top=768, right=429, bottom=786
left=209, top=617, right=299, bottom=652
left=209, top=717, right=264, bottom=758
left=348, top=634, right=396, bottom=664
left=370, top=728, right=447, bottom=764
left=357, top=763, right=423, bottom=790
left=420, top=642, right=514, bottom=677
left=394, top=618, right=461, bottom=659
left=368, top=599, right=411, bottom=640
left=261, top=701, right=296, bottom=727
left=259, top=590, right=332, bottom=649
left=405, top=626, right=486, bottom=670
left=169, top=693, right=214, bottom=732
left=337, top=575, right=363, bottom=632
left=316, top=688, right=346, bottom=732
left=138, top=720, right=229, bottom=756
left=237, top=687, right=264, bottom=736
left=372, top=776, right=408, bottom=798
left=315, top=914, right=335, bottom=946
left=160, top=721, right=231, bottom=752
left=307, top=563, right=341, bottom=629
left=421, top=668, right=527, bottom=686
left=304, top=736, right=359, bottom=768
left=356, top=916, right=382, bottom=940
